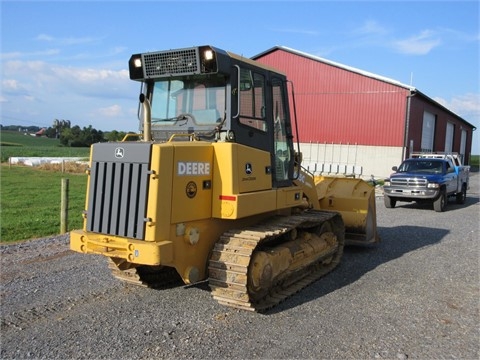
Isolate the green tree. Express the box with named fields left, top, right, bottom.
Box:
left=59, top=125, right=104, bottom=147
left=104, top=130, right=127, bottom=142
left=82, top=125, right=104, bottom=145
left=45, top=127, right=57, bottom=138
left=60, top=125, right=79, bottom=146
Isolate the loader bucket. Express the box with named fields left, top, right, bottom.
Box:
left=315, top=176, right=379, bottom=246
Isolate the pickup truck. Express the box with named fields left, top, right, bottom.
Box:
left=383, top=153, right=470, bottom=212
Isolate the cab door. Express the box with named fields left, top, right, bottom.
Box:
left=230, top=65, right=294, bottom=188
left=445, top=160, right=458, bottom=194
left=231, top=66, right=271, bottom=154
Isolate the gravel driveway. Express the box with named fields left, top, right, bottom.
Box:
left=1, top=173, right=479, bottom=359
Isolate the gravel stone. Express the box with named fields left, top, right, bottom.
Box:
left=1, top=173, right=478, bottom=359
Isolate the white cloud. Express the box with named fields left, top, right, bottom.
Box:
left=3, top=60, right=132, bottom=100
left=1, top=49, right=60, bottom=60
left=52, top=66, right=129, bottom=85
left=2, top=79, right=21, bottom=91
left=95, top=104, right=123, bottom=118
left=1, top=59, right=138, bottom=131
left=433, top=93, right=480, bottom=154
left=345, top=22, right=476, bottom=58
left=434, top=93, right=480, bottom=125
left=355, top=20, right=388, bottom=36
left=393, top=30, right=442, bottom=55
left=451, top=94, right=480, bottom=116
left=2, top=77, right=33, bottom=100
left=434, top=93, right=480, bottom=154
left=35, top=33, right=101, bottom=46
left=36, top=34, right=54, bottom=42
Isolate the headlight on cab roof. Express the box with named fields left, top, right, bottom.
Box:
left=427, top=183, right=440, bottom=188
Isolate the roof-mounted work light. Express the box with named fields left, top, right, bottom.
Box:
left=134, top=58, right=142, bottom=68
left=203, top=49, right=214, bottom=61
left=129, top=46, right=228, bottom=81
left=129, top=54, right=143, bottom=80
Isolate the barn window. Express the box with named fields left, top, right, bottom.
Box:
left=421, top=111, right=436, bottom=152
left=460, top=129, right=467, bottom=160
left=444, top=122, right=454, bottom=153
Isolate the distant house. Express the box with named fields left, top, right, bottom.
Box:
left=34, top=128, right=46, bottom=137
left=252, top=46, right=476, bottom=178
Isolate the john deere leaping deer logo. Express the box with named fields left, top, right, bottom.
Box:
left=245, top=163, right=252, bottom=175
left=115, top=147, right=125, bottom=159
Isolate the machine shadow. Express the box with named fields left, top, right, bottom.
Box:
left=266, top=224, right=449, bottom=314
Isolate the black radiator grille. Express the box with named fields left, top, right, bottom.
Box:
left=86, top=143, right=151, bottom=240
left=143, top=48, right=200, bottom=77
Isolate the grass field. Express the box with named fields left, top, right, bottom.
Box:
left=1, top=130, right=89, bottom=162
left=0, top=165, right=87, bottom=242
left=471, top=154, right=479, bottom=169
left=1, top=131, right=89, bottom=242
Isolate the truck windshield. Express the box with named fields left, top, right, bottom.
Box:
left=398, top=160, right=443, bottom=174
left=150, top=77, right=226, bottom=126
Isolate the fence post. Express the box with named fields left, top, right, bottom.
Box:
left=60, top=178, right=69, bottom=234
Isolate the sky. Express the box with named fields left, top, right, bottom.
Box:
left=1, top=0, right=479, bottom=153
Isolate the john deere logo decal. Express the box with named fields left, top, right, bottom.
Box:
left=115, top=147, right=125, bottom=158
left=186, top=181, right=197, bottom=198
left=245, top=163, right=252, bottom=175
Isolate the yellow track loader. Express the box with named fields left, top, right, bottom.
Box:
left=70, top=45, right=379, bottom=311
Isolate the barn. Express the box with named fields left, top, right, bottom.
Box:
left=252, top=46, right=476, bottom=179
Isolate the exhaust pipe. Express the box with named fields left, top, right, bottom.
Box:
left=139, top=94, right=152, bottom=142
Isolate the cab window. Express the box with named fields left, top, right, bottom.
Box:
left=272, top=77, right=291, bottom=182
left=238, top=68, right=266, bottom=132
left=447, top=161, right=455, bottom=173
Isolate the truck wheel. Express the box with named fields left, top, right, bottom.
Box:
left=384, top=195, right=396, bottom=208
left=456, top=184, right=467, bottom=204
left=433, top=190, right=446, bottom=212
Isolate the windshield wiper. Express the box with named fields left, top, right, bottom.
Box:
left=152, top=114, right=190, bottom=124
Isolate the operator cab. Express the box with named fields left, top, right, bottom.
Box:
left=128, top=45, right=297, bottom=187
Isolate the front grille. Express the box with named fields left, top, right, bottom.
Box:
left=86, top=143, right=151, bottom=240
left=391, top=178, right=427, bottom=187
left=143, top=48, right=200, bottom=77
